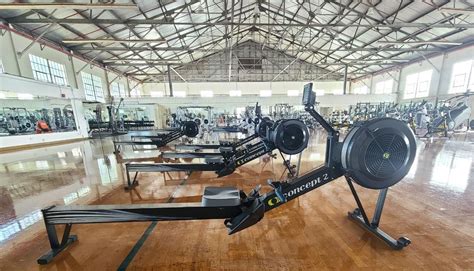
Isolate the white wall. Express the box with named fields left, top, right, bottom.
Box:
left=122, top=93, right=397, bottom=113
left=0, top=24, right=141, bottom=100
left=142, top=81, right=344, bottom=96
left=351, top=45, right=474, bottom=102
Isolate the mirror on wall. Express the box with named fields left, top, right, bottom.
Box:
left=0, top=92, right=77, bottom=136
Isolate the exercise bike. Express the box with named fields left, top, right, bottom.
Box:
left=37, top=83, right=417, bottom=264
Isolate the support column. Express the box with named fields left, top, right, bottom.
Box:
left=343, top=64, right=348, bottom=94
left=126, top=76, right=131, bottom=97
left=369, top=74, right=374, bottom=94
left=167, top=64, right=173, bottom=97
left=7, top=27, right=22, bottom=76
left=104, top=69, right=112, bottom=101
left=434, top=52, right=447, bottom=106
left=68, top=54, right=79, bottom=89
left=395, top=68, right=403, bottom=102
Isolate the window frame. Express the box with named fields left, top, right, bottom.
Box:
left=449, top=60, right=474, bottom=94
left=404, top=69, right=433, bottom=99
left=29, top=54, right=68, bottom=86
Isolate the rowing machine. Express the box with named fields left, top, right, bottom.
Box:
left=125, top=117, right=308, bottom=188
left=37, top=83, right=416, bottom=264
left=113, top=121, right=199, bottom=155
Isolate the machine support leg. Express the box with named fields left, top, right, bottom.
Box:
left=38, top=210, right=77, bottom=265
left=125, top=164, right=139, bottom=190
left=345, top=177, right=411, bottom=250
left=371, top=188, right=388, bottom=227
left=346, top=177, right=370, bottom=225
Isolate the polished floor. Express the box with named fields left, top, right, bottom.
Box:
left=0, top=130, right=473, bottom=270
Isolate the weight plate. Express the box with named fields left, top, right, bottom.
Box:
left=341, top=118, right=417, bottom=189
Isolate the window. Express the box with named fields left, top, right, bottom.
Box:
left=29, top=54, right=68, bottom=86
left=150, top=91, right=164, bottom=97
left=315, top=89, right=325, bottom=96
left=375, top=79, right=393, bottom=94
left=333, top=89, right=344, bottom=95
left=111, top=82, right=127, bottom=97
left=287, top=90, right=300, bottom=96
left=173, top=90, right=186, bottom=97
left=229, top=90, right=241, bottom=97
left=404, top=70, right=432, bottom=99
left=260, top=90, right=272, bottom=97
left=49, top=60, right=67, bottom=85
left=200, top=90, right=214, bottom=97
left=353, top=85, right=369, bottom=94
left=81, top=72, right=105, bottom=102
left=17, top=93, right=34, bottom=100
left=449, top=60, right=474, bottom=94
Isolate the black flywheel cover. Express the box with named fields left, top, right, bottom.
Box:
left=181, top=121, right=199, bottom=138
left=269, top=119, right=309, bottom=155
left=257, top=117, right=273, bottom=138
left=341, top=118, right=417, bottom=189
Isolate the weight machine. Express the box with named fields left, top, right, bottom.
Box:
left=37, top=83, right=417, bottom=265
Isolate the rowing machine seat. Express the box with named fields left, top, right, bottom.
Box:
left=201, top=187, right=241, bottom=207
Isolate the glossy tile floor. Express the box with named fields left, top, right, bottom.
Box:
left=0, top=130, right=473, bottom=270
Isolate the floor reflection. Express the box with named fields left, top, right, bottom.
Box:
left=0, top=140, right=122, bottom=243
left=0, top=129, right=472, bottom=249
left=430, top=142, right=473, bottom=193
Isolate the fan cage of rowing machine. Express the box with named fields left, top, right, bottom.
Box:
left=341, top=117, right=417, bottom=189
left=180, top=121, right=199, bottom=137
left=267, top=119, right=309, bottom=155
left=256, top=117, right=274, bottom=138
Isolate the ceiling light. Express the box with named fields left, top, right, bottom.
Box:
left=200, top=90, right=214, bottom=98
left=260, top=90, right=272, bottom=97
left=63, top=39, right=165, bottom=44
left=229, top=90, right=242, bottom=97
left=0, top=3, right=138, bottom=10
left=17, top=93, right=34, bottom=100
left=378, top=41, right=462, bottom=46
left=438, top=7, right=474, bottom=15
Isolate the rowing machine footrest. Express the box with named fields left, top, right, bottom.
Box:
left=225, top=199, right=264, bottom=235
left=201, top=187, right=241, bottom=207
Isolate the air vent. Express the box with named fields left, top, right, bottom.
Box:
left=238, top=57, right=262, bottom=69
